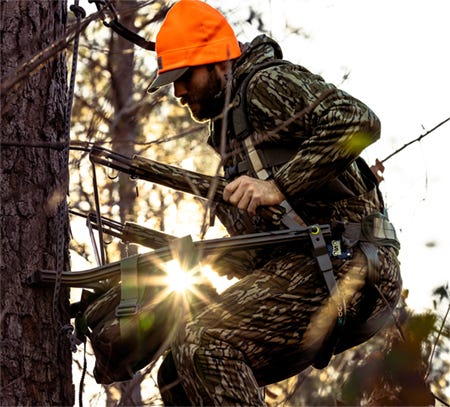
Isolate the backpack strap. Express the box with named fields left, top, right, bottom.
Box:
left=116, top=254, right=140, bottom=318
left=232, top=60, right=291, bottom=140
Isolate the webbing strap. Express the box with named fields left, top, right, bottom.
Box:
left=90, top=0, right=156, bottom=51
left=309, top=225, right=346, bottom=369
left=116, top=255, right=140, bottom=318
left=107, top=19, right=155, bottom=51
left=359, top=241, right=381, bottom=286
left=243, top=137, right=270, bottom=180
left=242, top=135, right=306, bottom=229
left=309, top=225, right=346, bottom=327
left=340, top=212, right=400, bottom=285
left=169, top=235, right=198, bottom=271
left=223, top=148, right=294, bottom=180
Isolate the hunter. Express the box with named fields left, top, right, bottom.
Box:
left=148, top=0, right=402, bottom=405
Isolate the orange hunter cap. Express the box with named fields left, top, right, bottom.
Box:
left=148, top=0, right=241, bottom=92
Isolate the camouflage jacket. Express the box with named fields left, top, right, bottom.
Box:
left=209, top=35, right=384, bottom=238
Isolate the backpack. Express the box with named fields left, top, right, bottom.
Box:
left=72, top=239, right=218, bottom=384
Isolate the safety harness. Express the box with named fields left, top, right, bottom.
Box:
left=226, top=60, right=400, bottom=367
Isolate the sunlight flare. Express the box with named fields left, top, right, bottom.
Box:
left=164, top=259, right=197, bottom=294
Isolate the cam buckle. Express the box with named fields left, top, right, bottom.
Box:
left=115, top=299, right=139, bottom=318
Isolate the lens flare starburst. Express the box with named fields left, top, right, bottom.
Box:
left=164, top=259, right=197, bottom=294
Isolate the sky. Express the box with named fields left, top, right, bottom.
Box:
left=206, top=0, right=450, bottom=314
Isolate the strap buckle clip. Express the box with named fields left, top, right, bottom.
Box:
left=115, top=299, right=139, bottom=318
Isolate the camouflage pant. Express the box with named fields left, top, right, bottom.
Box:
left=161, top=246, right=401, bottom=406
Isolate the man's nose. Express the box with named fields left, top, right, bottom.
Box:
left=174, top=80, right=187, bottom=98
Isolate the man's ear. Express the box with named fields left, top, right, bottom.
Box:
left=216, top=61, right=229, bottom=72
left=215, top=61, right=232, bottom=84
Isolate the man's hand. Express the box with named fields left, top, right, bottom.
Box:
left=370, top=158, right=385, bottom=183
left=223, top=175, right=285, bottom=216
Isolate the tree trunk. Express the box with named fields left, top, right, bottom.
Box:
left=0, top=1, right=74, bottom=405
left=108, top=0, right=138, bottom=227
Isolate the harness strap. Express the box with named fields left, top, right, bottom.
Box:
left=224, top=147, right=294, bottom=179
left=309, top=226, right=346, bottom=321
left=359, top=242, right=381, bottom=285
left=241, top=122, right=345, bottom=368
left=116, top=254, right=140, bottom=318
left=243, top=137, right=271, bottom=180
left=231, top=60, right=353, bottom=368
left=232, top=60, right=291, bottom=140
left=309, top=225, right=346, bottom=369
left=240, top=127, right=306, bottom=229
left=340, top=212, right=400, bottom=284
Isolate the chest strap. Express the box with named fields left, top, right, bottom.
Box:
left=223, top=147, right=294, bottom=180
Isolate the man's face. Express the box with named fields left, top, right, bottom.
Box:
left=174, top=65, right=225, bottom=122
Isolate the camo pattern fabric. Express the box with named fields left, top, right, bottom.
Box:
left=171, top=245, right=400, bottom=406
left=166, top=35, right=402, bottom=406
left=209, top=35, right=384, bottom=230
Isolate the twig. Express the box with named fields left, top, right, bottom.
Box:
left=381, top=116, right=450, bottom=163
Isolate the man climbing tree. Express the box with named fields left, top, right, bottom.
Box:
left=148, top=1, right=402, bottom=405
left=1, top=1, right=74, bottom=404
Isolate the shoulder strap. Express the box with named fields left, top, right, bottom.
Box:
left=232, top=60, right=290, bottom=140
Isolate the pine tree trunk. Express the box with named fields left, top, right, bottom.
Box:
left=108, top=0, right=138, bottom=228
left=0, top=1, right=74, bottom=405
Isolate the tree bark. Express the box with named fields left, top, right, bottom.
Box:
left=108, top=0, right=138, bottom=226
left=0, top=1, right=74, bottom=405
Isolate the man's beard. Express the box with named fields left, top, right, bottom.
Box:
left=180, top=69, right=225, bottom=122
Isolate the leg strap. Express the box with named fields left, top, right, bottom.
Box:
left=340, top=212, right=400, bottom=284
left=309, top=225, right=346, bottom=369
left=309, top=225, right=346, bottom=327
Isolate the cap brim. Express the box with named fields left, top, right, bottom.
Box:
left=147, top=67, right=189, bottom=93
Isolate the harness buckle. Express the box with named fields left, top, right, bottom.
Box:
left=115, top=299, right=139, bottom=318
left=328, top=239, right=352, bottom=259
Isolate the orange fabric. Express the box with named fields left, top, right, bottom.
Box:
left=155, top=0, right=241, bottom=73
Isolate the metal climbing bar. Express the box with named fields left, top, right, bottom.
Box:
left=27, top=225, right=331, bottom=289
left=83, top=145, right=286, bottom=225
left=70, top=210, right=177, bottom=249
